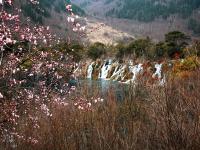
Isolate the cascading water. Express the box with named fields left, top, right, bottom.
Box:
left=153, top=63, right=162, bottom=79
left=111, top=64, right=126, bottom=81
left=99, top=60, right=112, bottom=79
left=129, top=60, right=134, bottom=66
left=86, top=60, right=164, bottom=84
left=153, top=63, right=165, bottom=85
left=126, top=64, right=143, bottom=83
left=87, top=62, right=94, bottom=78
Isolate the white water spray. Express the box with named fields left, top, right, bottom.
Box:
left=87, top=62, right=94, bottom=78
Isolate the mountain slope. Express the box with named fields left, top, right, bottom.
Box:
left=18, top=0, right=85, bottom=24
left=72, top=0, right=200, bottom=20
left=106, top=0, right=200, bottom=22
left=10, top=0, right=86, bottom=39
left=72, top=0, right=200, bottom=39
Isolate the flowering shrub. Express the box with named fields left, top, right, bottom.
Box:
left=0, top=0, right=96, bottom=148
left=0, top=46, right=73, bottom=145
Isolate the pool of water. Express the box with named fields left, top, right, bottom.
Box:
left=77, top=79, right=131, bottom=101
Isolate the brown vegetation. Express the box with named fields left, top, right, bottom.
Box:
left=2, top=67, right=200, bottom=150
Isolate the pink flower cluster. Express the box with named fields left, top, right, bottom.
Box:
left=66, top=4, right=86, bottom=34
left=74, top=97, right=104, bottom=111
left=0, top=10, right=20, bottom=47
left=0, top=0, right=56, bottom=56
left=20, top=25, right=54, bottom=45
left=0, top=0, right=91, bottom=147
left=2, top=0, right=13, bottom=5
left=0, top=48, right=75, bottom=145
left=0, top=49, right=105, bottom=146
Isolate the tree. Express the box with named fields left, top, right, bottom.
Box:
left=115, top=42, right=127, bottom=58
left=154, top=42, right=167, bottom=58
left=0, top=1, right=87, bottom=146
left=87, top=42, right=106, bottom=60
left=127, top=37, right=152, bottom=58
left=165, top=31, right=190, bottom=58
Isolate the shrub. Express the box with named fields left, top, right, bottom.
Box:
left=127, top=38, right=152, bottom=58
left=165, top=31, right=190, bottom=58
left=115, top=42, right=127, bottom=58
left=154, top=42, right=167, bottom=58
left=116, top=38, right=153, bottom=59
left=183, top=43, right=200, bottom=58
left=172, top=56, right=200, bottom=78
left=2, top=68, right=200, bottom=150
left=87, top=42, right=107, bottom=60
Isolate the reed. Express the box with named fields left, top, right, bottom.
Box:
left=2, top=69, right=200, bottom=150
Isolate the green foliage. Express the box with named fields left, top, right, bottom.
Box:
left=72, top=5, right=86, bottom=16
left=193, top=41, right=200, bottom=57
left=166, top=42, right=180, bottom=58
left=154, top=42, right=167, bottom=58
left=39, top=0, right=55, bottom=9
left=165, top=31, right=189, bottom=43
left=116, top=37, right=153, bottom=58
left=21, top=0, right=54, bottom=24
left=115, top=42, right=127, bottom=58
left=165, top=31, right=190, bottom=58
left=107, top=0, right=200, bottom=22
left=54, top=1, right=66, bottom=13
left=114, top=31, right=197, bottom=60
left=21, top=0, right=85, bottom=24
left=70, top=43, right=84, bottom=62
left=87, top=42, right=107, bottom=60
left=128, top=38, right=152, bottom=57
left=66, top=0, right=86, bottom=16
left=52, top=43, right=84, bottom=62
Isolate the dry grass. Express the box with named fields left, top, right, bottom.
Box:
left=2, top=69, right=200, bottom=150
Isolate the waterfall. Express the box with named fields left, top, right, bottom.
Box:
left=126, top=64, right=143, bottom=83
left=153, top=63, right=166, bottom=85
left=87, top=62, right=94, bottom=78
left=129, top=60, right=134, bottom=66
left=99, top=60, right=112, bottom=79
left=153, top=64, right=162, bottom=79
left=111, top=64, right=126, bottom=81
left=85, top=60, right=164, bottom=85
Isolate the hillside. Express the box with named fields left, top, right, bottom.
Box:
left=72, top=0, right=200, bottom=21
left=3, top=0, right=134, bottom=44
left=11, top=0, right=86, bottom=39
left=72, top=0, right=200, bottom=40
left=5, top=0, right=200, bottom=43
left=105, top=0, right=200, bottom=21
